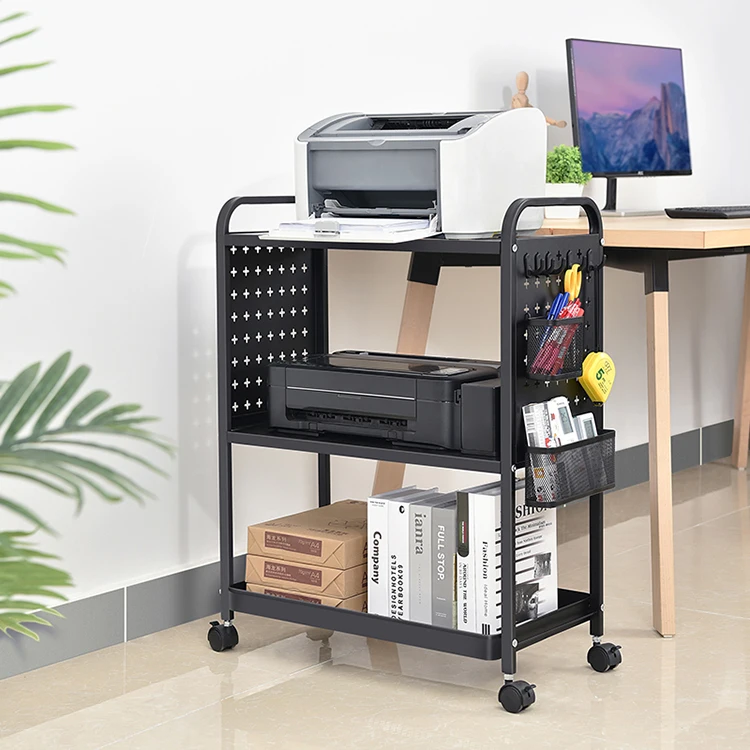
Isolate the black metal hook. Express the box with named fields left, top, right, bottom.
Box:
left=550, top=253, right=565, bottom=276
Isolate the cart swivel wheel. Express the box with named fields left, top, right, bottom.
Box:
left=498, top=680, right=536, bottom=713
left=587, top=643, right=622, bottom=673
left=207, top=621, right=239, bottom=652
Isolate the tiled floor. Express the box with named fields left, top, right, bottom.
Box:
left=1, top=461, right=749, bottom=748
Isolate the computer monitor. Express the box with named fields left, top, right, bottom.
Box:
left=566, top=39, right=691, bottom=214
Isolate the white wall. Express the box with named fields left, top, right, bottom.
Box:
left=2, top=0, right=748, bottom=601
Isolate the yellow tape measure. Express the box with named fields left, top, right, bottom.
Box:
left=578, top=352, right=616, bottom=403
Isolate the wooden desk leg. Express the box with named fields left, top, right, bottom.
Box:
left=645, top=287, right=676, bottom=637
left=371, top=276, right=438, bottom=495
left=731, top=256, right=750, bottom=469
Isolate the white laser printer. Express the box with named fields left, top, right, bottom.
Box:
left=294, top=109, right=547, bottom=237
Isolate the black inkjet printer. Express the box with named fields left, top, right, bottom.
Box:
left=268, top=351, right=501, bottom=455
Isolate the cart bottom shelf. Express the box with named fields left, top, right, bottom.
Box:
left=228, top=584, right=596, bottom=661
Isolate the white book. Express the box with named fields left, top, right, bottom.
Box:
left=387, top=489, right=437, bottom=620
left=456, top=489, right=475, bottom=632
left=461, top=480, right=558, bottom=635
left=366, top=486, right=418, bottom=616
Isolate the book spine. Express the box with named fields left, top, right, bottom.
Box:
left=367, top=497, right=389, bottom=616
left=456, top=491, right=475, bottom=632
left=410, top=504, right=432, bottom=624
left=432, top=504, right=456, bottom=627
left=472, top=493, right=495, bottom=636
left=388, top=499, right=409, bottom=620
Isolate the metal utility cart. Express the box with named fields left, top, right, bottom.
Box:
left=208, top=195, right=621, bottom=713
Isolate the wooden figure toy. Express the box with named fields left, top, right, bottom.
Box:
left=511, top=71, right=567, bottom=128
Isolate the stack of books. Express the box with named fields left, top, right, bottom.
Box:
left=367, top=482, right=557, bottom=633
left=245, top=500, right=368, bottom=611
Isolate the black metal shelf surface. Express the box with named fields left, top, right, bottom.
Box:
left=223, top=232, right=502, bottom=256
left=229, top=584, right=595, bottom=661
left=227, top=423, right=501, bottom=473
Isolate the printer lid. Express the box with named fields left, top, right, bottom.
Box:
left=299, top=112, right=502, bottom=141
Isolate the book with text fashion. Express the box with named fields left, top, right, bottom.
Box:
left=460, top=479, right=557, bottom=635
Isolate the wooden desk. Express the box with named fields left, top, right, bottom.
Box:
left=543, top=215, right=750, bottom=636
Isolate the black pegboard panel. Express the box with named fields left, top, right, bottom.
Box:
left=222, top=242, right=323, bottom=427
left=512, top=241, right=606, bottom=466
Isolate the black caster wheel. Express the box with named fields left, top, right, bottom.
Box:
left=498, top=680, right=536, bottom=713
left=207, top=621, right=239, bottom=652
left=587, top=642, right=622, bottom=673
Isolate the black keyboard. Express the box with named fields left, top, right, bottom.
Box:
left=665, top=206, right=750, bottom=219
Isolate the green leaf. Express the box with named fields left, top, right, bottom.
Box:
left=8, top=448, right=151, bottom=502
left=4, top=353, right=71, bottom=444
left=0, top=248, right=35, bottom=260
left=0, top=12, right=27, bottom=25
left=0, top=139, right=74, bottom=151
left=0, top=27, right=38, bottom=46
left=64, top=390, right=110, bottom=426
left=0, top=234, right=65, bottom=261
left=0, top=192, right=74, bottom=214
left=33, top=438, right=169, bottom=478
left=34, top=364, right=90, bottom=434
left=0, top=362, right=40, bottom=428
left=0, top=104, right=72, bottom=119
left=0, top=530, right=71, bottom=640
left=0, top=61, right=51, bottom=77
left=0, top=494, right=54, bottom=532
left=88, top=404, right=142, bottom=425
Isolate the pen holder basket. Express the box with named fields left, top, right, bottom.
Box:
left=526, top=317, right=584, bottom=381
left=525, top=430, right=616, bottom=508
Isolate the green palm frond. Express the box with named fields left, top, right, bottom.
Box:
left=0, top=27, right=37, bottom=47
left=0, top=139, right=73, bottom=151
left=0, top=352, right=173, bottom=530
left=0, top=104, right=72, bottom=118
left=0, top=531, right=71, bottom=640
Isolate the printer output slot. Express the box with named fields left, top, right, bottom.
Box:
left=288, top=409, right=408, bottom=431
left=314, top=191, right=438, bottom=219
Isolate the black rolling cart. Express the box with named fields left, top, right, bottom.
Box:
left=208, top=195, right=622, bottom=713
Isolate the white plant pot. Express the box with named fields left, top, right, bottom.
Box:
left=545, top=183, right=585, bottom=219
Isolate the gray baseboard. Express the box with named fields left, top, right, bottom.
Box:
left=0, top=419, right=738, bottom=680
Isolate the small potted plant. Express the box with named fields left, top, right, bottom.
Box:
left=545, top=145, right=592, bottom=219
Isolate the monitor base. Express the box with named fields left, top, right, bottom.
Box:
left=602, top=209, right=665, bottom=217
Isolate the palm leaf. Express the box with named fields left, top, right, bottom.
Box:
left=0, top=494, right=53, bottom=532
left=0, top=235, right=65, bottom=261
left=0, top=279, right=15, bottom=297
left=0, top=61, right=51, bottom=77
left=0, top=531, right=71, bottom=641
left=88, top=404, right=141, bottom=424
left=0, top=12, right=27, bottom=24
left=0, top=191, right=74, bottom=214
left=3, top=352, right=71, bottom=443
left=0, top=139, right=74, bottom=151
left=0, top=248, right=37, bottom=260
left=33, top=364, right=90, bottom=434
left=0, top=104, right=72, bottom=119
left=0, top=27, right=38, bottom=46
left=0, top=362, right=39, bottom=426
left=64, top=390, right=110, bottom=425
left=8, top=448, right=152, bottom=502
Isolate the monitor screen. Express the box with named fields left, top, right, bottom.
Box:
left=567, top=39, right=692, bottom=176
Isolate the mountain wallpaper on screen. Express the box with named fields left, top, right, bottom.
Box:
left=579, top=81, right=691, bottom=173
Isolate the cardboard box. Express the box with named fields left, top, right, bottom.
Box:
left=247, top=500, right=367, bottom=569
left=246, top=555, right=367, bottom=598
left=246, top=584, right=367, bottom=612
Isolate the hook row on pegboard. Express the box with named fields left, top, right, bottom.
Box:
left=523, top=247, right=606, bottom=278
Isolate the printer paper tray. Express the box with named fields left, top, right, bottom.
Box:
left=259, top=227, right=439, bottom=244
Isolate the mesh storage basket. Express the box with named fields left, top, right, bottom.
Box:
left=525, top=430, right=616, bottom=507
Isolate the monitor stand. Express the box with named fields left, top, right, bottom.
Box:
left=602, top=177, right=664, bottom=217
